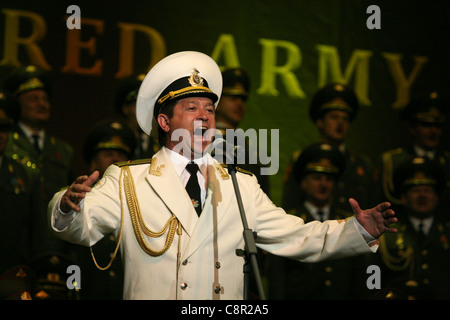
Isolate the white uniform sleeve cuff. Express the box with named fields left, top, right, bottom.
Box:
left=52, top=197, right=83, bottom=231
left=354, top=218, right=376, bottom=244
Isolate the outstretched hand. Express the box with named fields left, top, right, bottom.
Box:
left=349, top=198, right=397, bottom=239
left=60, top=171, right=100, bottom=213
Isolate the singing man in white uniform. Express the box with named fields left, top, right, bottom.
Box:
left=48, top=51, right=397, bottom=300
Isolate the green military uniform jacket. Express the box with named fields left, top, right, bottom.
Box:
left=0, top=156, right=44, bottom=274
left=5, top=126, right=74, bottom=203
left=376, top=213, right=450, bottom=299
left=5, top=126, right=74, bottom=254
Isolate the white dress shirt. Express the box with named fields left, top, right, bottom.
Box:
left=166, top=148, right=208, bottom=209
left=304, top=201, right=331, bottom=221
left=409, top=215, right=434, bottom=235
left=18, top=121, right=45, bottom=150
left=414, top=144, right=435, bottom=160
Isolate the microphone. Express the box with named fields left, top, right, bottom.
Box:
left=209, top=137, right=244, bottom=165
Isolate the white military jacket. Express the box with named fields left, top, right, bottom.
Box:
left=49, top=147, right=375, bottom=300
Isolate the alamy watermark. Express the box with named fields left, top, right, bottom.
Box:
left=66, top=5, right=381, bottom=30
left=66, top=5, right=81, bottom=30
left=366, top=265, right=381, bottom=290
left=169, top=121, right=279, bottom=176
left=66, top=265, right=81, bottom=290
left=65, top=263, right=382, bottom=290
left=366, top=5, right=381, bottom=29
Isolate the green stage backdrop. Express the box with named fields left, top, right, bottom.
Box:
left=1, top=0, right=449, bottom=205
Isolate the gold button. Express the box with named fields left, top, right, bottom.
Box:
left=325, top=266, right=333, bottom=273
left=325, top=280, right=332, bottom=286
left=180, top=282, right=188, bottom=290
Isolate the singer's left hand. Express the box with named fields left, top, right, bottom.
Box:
left=349, top=198, right=397, bottom=239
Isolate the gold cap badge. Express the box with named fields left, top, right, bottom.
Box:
left=189, top=68, right=204, bottom=87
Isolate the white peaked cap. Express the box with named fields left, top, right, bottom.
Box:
left=136, top=51, right=223, bottom=135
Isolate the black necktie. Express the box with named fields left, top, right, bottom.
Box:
left=317, top=210, right=325, bottom=222
left=417, top=222, right=426, bottom=245
left=32, top=134, right=41, bottom=155
left=185, top=162, right=202, bottom=216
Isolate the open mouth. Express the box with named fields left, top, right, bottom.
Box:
left=194, top=126, right=208, bottom=136
left=335, top=125, right=344, bottom=134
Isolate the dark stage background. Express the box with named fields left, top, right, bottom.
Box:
left=1, top=0, right=449, bottom=205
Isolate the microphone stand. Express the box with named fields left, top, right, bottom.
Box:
left=227, top=163, right=266, bottom=300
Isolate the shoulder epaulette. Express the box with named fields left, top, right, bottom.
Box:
left=237, top=166, right=254, bottom=176
left=115, top=158, right=152, bottom=167
left=220, top=164, right=254, bottom=176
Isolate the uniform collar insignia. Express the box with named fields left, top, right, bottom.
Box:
left=149, top=157, right=165, bottom=176
left=215, top=164, right=229, bottom=180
